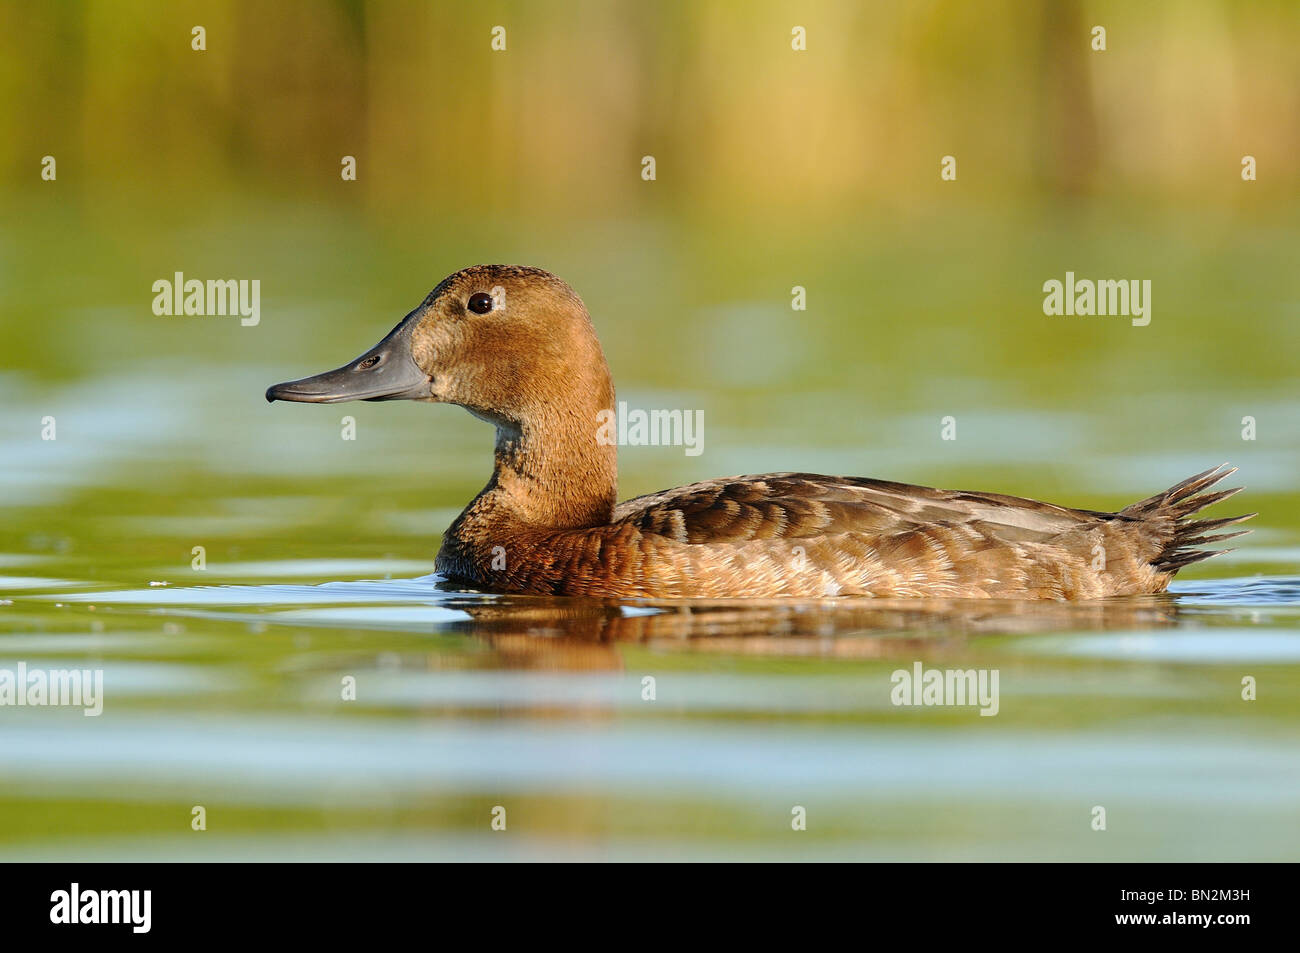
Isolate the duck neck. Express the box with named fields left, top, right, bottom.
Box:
left=457, top=400, right=619, bottom=536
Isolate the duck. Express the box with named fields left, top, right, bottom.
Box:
left=266, top=264, right=1253, bottom=600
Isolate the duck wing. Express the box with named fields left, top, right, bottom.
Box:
left=464, top=468, right=1248, bottom=599
left=612, top=472, right=1101, bottom=545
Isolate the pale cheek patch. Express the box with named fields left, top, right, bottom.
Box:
left=491, top=285, right=507, bottom=310
left=412, top=335, right=439, bottom=368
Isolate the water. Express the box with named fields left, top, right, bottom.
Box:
left=2, top=207, right=1298, bottom=861
left=1, top=565, right=1298, bottom=861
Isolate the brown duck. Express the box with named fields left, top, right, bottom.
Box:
left=267, top=265, right=1252, bottom=600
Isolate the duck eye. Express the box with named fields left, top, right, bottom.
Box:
left=358, top=355, right=380, bottom=369
left=467, top=292, right=494, bottom=315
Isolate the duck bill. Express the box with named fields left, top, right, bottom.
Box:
left=265, top=313, right=431, bottom=404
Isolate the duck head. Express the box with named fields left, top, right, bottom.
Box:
left=266, top=264, right=618, bottom=528
left=268, top=265, right=611, bottom=419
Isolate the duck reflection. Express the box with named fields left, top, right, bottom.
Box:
left=432, top=589, right=1180, bottom=669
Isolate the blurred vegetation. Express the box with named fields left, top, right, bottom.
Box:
left=1, top=0, right=1297, bottom=503
left=2, top=0, right=1298, bottom=215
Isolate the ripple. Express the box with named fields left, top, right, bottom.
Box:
left=0, top=658, right=234, bottom=697
left=1172, top=576, right=1300, bottom=607
left=50, top=576, right=459, bottom=606
left=187, top=559, right=435, bottom=578
left=0, top=576, right=95, bottom=591
left=0, top=715, right=1296, bottom=806
left=270, top=605, right=473, bottom=628
left=1013, top=629, right=1300, bottom=663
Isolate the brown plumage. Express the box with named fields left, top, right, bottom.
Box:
left=267, top=265, right=1254, bottom=601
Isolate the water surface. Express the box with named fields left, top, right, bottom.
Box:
left=2, top=210, right=1297, bottom=861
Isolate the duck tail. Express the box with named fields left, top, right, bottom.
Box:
left=1121, top=464, right=1255, bottom=573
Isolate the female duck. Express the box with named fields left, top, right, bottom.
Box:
left=267, top=265, right=1251, bottom=600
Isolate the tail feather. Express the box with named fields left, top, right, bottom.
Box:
left=1156, top=547, right=1236, bottom=572
left=1123, top=464, right=1234, bottom=511
left=1181, top=514, right=1256, bottom=534
left=1173, top=528, right=1252, bottom=549
left=1121, top=464, right=1256, bottom=575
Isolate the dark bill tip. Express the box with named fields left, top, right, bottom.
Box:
left=265, top=380, right=348, bottom=403
left=264, top=373, right=366, bottom=403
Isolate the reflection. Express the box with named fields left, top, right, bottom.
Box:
left=23, top=575, right=1186, bottom=675
left=437, top=591, right=1181, bottom=669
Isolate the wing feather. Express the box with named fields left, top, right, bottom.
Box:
left=612, top=472, right=1098, bottom=546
